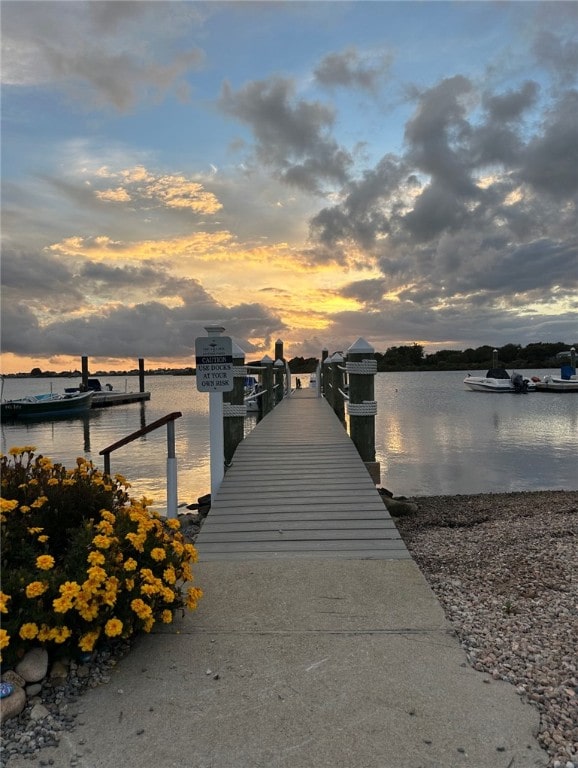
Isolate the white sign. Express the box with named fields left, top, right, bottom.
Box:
left=195, top=336, right=234, bottom=392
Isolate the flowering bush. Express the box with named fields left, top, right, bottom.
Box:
left=0, top=447, right=202, bottom=669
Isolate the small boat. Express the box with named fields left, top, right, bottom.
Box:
left=244, top=376, right=260, bottom=413
left=534, top=365, right=578, bottom=393
left=463, top=368, right=535, bottom=393
left=309, top=374, right=317, bottom=387
left=1, top=391, right=94, bottom=420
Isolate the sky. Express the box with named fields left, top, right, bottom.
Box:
left=1, top=0, right=577, bottom=374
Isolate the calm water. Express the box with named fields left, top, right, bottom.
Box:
left=1, top=371, right=576, bottom=507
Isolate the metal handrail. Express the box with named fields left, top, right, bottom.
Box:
left=99, top=411, right=182, bottom=518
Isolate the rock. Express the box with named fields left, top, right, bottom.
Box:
left=29, top=703, right=50, bottom=720
left=49, top=660, right=69, bottom=684
left=0, top=685, right=26, bottom=722
left=16, top=648, right=49, bottom=683
left=1, top=670, right=26, bottom=688
left=381, top=495, right=419, bottom=517
left=26, top=683, right=43, bottom=697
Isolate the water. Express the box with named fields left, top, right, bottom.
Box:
left=1, top=371, right=576, bottom=507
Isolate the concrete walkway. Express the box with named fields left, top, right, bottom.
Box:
left=7, top=390, right=549, bottom=768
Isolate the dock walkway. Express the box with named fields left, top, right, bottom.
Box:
left=12, top=388, right=548, bottom=768
left=199, top=388, right=409, bottom=560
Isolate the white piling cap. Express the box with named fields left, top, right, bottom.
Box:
left=261, top=354, right=273, bottom=363
left=274, top=358, right=284, bottom=367
left=231, top=340, right=246, bottom=358
left=347, top=337, right=374, bottom=353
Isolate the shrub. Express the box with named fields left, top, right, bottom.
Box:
left=0, top=447, right=202, bottom=669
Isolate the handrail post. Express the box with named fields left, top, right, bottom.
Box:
left=321, top=348, right=329, bottom=396
left=346, top=338, right=379, bottom=484
left=166, top=419, right=177, bottom=518
left=261, top=355, right=274, bottom=415
left=224, top=342, right=246, bottom=466
left=332, top=352, right=345, bottom=423
left=323, top=355, right=333, bottom=409
left=274, top=359, right=285, bottom=403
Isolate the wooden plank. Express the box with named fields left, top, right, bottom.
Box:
left=203, top=517, right=397, bottom=529
left=199, top=539, right=407, bottom=552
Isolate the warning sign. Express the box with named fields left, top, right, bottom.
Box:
left=195, top=336, right=234, bottom=392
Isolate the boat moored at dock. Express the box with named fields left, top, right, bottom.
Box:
left=1, top=390, right=94, bottom=420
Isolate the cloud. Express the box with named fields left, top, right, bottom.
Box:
left=219, top=76, right=353, bottom=193
left=314, top=46, right=393, bottom=92
left=533, top=30, right=578, bottom=85
left=1, top=1, right=205, bottom=110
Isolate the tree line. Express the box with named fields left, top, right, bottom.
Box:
left=288, top=341, right=576, bottom=373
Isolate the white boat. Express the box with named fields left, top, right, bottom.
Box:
left=534, top=365, right=578, bottom=393
left=309, top=374, right=317, bottom=387
left=463, top=368, right=535, bottom=393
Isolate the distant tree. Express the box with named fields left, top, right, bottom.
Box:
left=30, top=367, right=42, bottom=376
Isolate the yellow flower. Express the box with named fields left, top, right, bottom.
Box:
left=162, top=587, right=176, bottom=603
left=29, top=478, right=39, bottom=486
left=104, top=618, right=123, bottom=638
left=125, top=578, right=135, bottom=591
left=181, top=562, right=193, bottom=582
left=96, top=520, right=114, bottom=535
left=36, top=555, right=55, bottom=571
left=53, top=596, right=73, bottom=613
left=30, top=496, right=48, bottom=509
left=184, top=543, right=198, bottom=562
left=123, top=557, right=137, bottom=571
left=163, top=566, right=176, bottom=585
left=161, top=610, right=173, bottom=624
left=0, top=592, right=11, bottom=613
left=92, top=534, right=113, bottom=549
left=142, top=617, right=155, bottom=633
left=27, top=527, right=44, bottom=534
left=0, top=498, right=18, bottom=513
left=47, top=477, right=59, bottom=486
left=87, top=551, right=105, bottom=566
left=20, top=505, right=31, bottom=513
left=125, top=532, right=146, bottom=552
left=0, top=628, right=10, bottom=649
left=150, top=547, right=166, bottom=562
left=77, top=602, right=99, bottom=621
left=37, top=624, right=52, bottom=642
left=140, top=584, right=158, bottom=597
left=52, top=626, right=72, bottom=644
left=38, top=535, right=49, bottom=543
left=165, top=518, right=180, bottom=530
left=78, top=629, right=100, bottom=652
left=186, top=586, right=203, bottom=610
left=87, top=566, right=107, bottom=585
left=171, top=541, right=184, bottom=557
left=130, top=598, right=153, bottom=620
left=25, top=581, right=48, bottom=598
left=19, top=622, right=39, bottom=640
left=99, top=509, right=116, bottom=524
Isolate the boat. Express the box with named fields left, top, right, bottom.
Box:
left=534, top=364, right=578, bottom=393
left=243, top=376, right=261, bottom=413
left=64, top=378, right=150, bottom=408
left=309, top=374, right=317, bottom=387
left=463, top=368, right=535, bottom=393
left=1, top=391, right=94, bottom=420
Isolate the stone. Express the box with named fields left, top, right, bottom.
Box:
left=381, top=494, right=419, bottom=517
left=30, top=703, right=50, bottom=720
left=15, top=647, right=49, bottom=683
left=1, top=670, right=26, bottom=688
left=0, top=685, right=26, bottom=722
left=49, top=660, right=69, bottom=684
left=26, top=683, right=43, bottom=697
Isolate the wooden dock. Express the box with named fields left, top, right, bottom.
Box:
left=197, top=389, right=410, bottom=561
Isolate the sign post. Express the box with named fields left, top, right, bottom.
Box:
left=195, top=326, right=234, bottom=498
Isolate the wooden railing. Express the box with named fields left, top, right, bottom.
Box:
left=99, top=411, right=182, bottom=518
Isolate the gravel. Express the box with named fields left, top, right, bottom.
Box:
left=394, top=489, right=578, bottom=768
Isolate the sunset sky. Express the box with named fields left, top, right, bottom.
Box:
left=1, top=1, right=577, bottom=374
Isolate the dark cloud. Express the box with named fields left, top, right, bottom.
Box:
left=533, top=31, right=578, bottom=85
left=520, top=90, right=578, bottom=197
left=219, top=77, right=353, bottom=193
left=314, top=47, right=393, bottom=92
